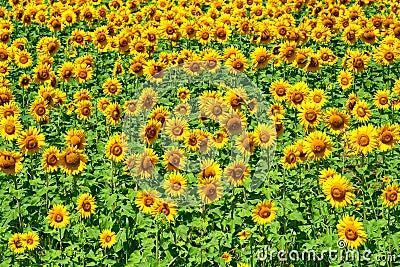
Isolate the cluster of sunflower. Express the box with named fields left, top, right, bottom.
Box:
left=128, top=81, right=276, bottom=221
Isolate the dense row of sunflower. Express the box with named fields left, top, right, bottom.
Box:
left=1, top=0, right=400, bottom=265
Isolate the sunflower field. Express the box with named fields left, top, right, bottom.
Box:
left=3, top=0, right=400, bottom=266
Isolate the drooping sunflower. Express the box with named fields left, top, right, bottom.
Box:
left=304, top=131, right=333, bottom=160
left=322, top=175, right=355, bottom=208
left=99, top=229, right=117, bottom=249
left=382, top=183, right=400, bottom=208
left=319, top=167, right=338, bottom=185
left=164, top=171, right=187, bottom=197
left=348, top=124, right=378, bottom=155
left=198, top=158, right=223, bottom=182
left=65, top=129, right=87, bottom=150
left=224, top=160, right=250, bottom=186
left=198, top=177, right=223, bottom=204
left=352, top=100, right=372, bottom=123
left=136, top=148, right=159, bottom=178
left=324, top=108, right=350, bottom=135
left=337, top=215, right=368, bottom=249
left=162, top=147, right=186, bottom=172
left=251, top=200, right=278, bottom=225
left=0, top=116, right=22, bottom=140
left=18, top=128, right=45, bottom=156
left=135, top=190, right=159, bottom=214
left=41, top=146, right=60, bottom=173
left=59, top=146, right=87, bottom=175
left=281, top=145, right=300, bottom=169
left=151, top=199, right=178, bottom=222
left=105, top=134, right=127, bottom=162
left=0, top=149, right=23, bottom=175
left=377, top=124, right=399, bottom=152
left=21, top=232, right=39, bottom=251
left=8, top=233, right=25, bottom=254
left=149, top=106, right=169, bottom=126
left=298, top=102, right=322, bottom=131
left=346, top=93, right=359, bottom=113
left=76, top=193, right=97, bottom=219
left=48, top=204, right=70, bottom=229
left=105, top=102, right=123, bottom=125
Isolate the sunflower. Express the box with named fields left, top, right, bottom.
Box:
left=18, top=128, right=45, bottom=156
left=105, top=102, right=122, bottom=125
left=76, top=193, right=97, bottom=219
left=360, top=23, right=379, bottom=45
left=149, top=106, right=169, bottom=125
left=319, top=167, right=337, bottom=185
left=140, top=119, right=162, bottom=145
left=225, top=87, right=248, bottom=111
left=151, top=199, right=178, bottom=222
left=198, top=177, right=223, bottom=204
left=373, top=89, right=391, bottom=110
left=304, top=131, right=333, bottom=160
left=270, top=79, right=290, bottom=102
left=99, top=229, right=117, bottom=249
left=177, top=87, right=190, bottom=102
left=281, top=145, right=300, bottom=169
left=199, top=158, right=223, bottom=182
left=213, top=130, right=229, bottom=149
left=224, top=160, right=250, bottom=186
left=0, top=87, right=13, bottom=105
left=324, top=108, right=350, bottom=135
left=105, top=134, right=127, bottom=162
left=304, top=53, right=321, bottom=72
left=342, top=24, right=360, bottom=45
left=374, top=44, right=399, bottom=65
left=30, top=97, right=49, bottom=123
left=382, top=184, right=400, bottom=208
left=251, top=46, right=271, bottom=70
left=323, top=175, right=355, bottom=209
left=252, top=200, right=278, bottom=225
left=253, top=123, right=276, bottom=149
left=103, top=78, right=122, bottom=96
left=236, top=132, right=257, bottom=156
left=348, top=125, right=378, bottom=155
left=345, top=49, right=370, bottom=73
left=197, top=25, right=213, bottom=45
left=41, top=146, right=60, bottom=173
left=201, top=48, right=222, bottom=72
left=286, top=81, right=309, bottom=108
left=164, top=171, right=187, bottom=197
left=33, top=63, right=53, bottom=84
left=124, top=99, right=139, bottom=116
left=337, top=215, right=368, bottom=249
left=14, top=50, right=32, bottom=68
left=76, top=100, right=93, bottom=121
left=279, top=41, right=297, bottom=63
left=165, top=117, right=189, bottom=141
left=136, top=148, right=159, bottom=178
left=237, top=230, right=251, bottom=240
left=269, top=103, right=285, bottom=118
left=0, top=116, right=22, bottom=140
left=135, top=190, right=159, bottom=214
left=19, top=74, right=31, bottom=89
left=8, top=233, right=25, bottom=254
left=377, top=124, right=399, bottom=151
left=225, top=52, right=248, bottom=73
left=59, top=146, right=87, bottom=175
left=21, top=232, right=39, bottom=251
left=48, top=204, right=70, bottom=229
left=337, top=70, right=353, bottom=90
left=221, top=252, right=232, bottom=263
left=163, top=147, right=186, bottom=172
left=346, top=93, right=359, bottom=113
left=143, top=60, right=166, bottom=82
left=183, top=129, right=201, bottom=151
left=66, top=129, right=87, bottom=150
left=74, top=64, right=93, bottom=84
left=298, top=102, right=322, bottom=131
left=74, top=89, right=92, bottom=103
left=352, top=100, right=372, bottom=123
left=139, top=87, right=158, bottom=111
left=220, top=111, right=247, bottom=136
